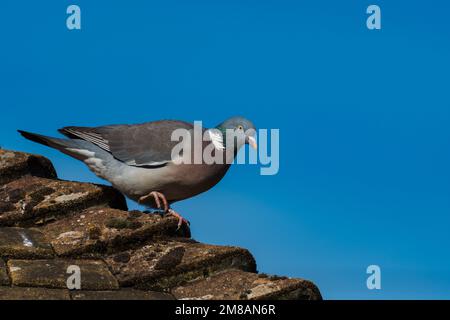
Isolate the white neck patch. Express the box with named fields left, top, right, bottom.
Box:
left=207, top=129, right=225, bottom=150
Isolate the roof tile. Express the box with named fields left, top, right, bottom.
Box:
left=0, top=176, right=127, bottom=226
left=0, top=286, right=70, bottom=300
left=173, top=269, right=322, bottom=300
left=41, top=208, right=189, bottom=256
left=71, top=289, right=174, bottom=300
left=8, top=259, right=119, bottom=290
left=0, top=227, right=54, bottom=259
left=0, top=149, right=57, bottom=185
left=105, top=239, right=256, bottom=290
left=0, top=259, right=10, bottom=286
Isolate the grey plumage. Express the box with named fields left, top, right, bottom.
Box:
left=18, top=117, right=256, bottom=212
left=59, top=120, right=195, bottom=167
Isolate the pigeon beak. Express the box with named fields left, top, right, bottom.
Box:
left=247, top=136, right=257, bottom=150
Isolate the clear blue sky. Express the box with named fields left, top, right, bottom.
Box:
left=1, top=1, right=449, bottom=299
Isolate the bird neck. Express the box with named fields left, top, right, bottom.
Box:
left=215, top=125, right=245, bottom=155
left=215, top=126, right=228, bottom=149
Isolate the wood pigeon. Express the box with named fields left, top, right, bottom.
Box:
left=18, top=117, right=257, bottom=228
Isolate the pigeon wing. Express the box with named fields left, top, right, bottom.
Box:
left=59, top=120, right=194, bottom=167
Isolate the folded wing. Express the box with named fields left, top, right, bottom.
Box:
left=59, top=120, right=193, bottom=167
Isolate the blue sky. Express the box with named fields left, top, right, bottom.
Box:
left=1, top=1, right=449, bottom=299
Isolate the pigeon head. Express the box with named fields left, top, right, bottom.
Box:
left=216, top=116, right=257, bottom=150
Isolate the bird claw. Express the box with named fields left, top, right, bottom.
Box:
left=138, top=191, right=169, bottom=212
left=166, top=209, right=190, bottom=230
left=139, top=192, right=189, bottom=230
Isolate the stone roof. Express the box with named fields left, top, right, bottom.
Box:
left=0, top=149, right=321, bottom=300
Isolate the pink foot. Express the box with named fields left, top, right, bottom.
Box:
left=167, top=208, right=190, bottom=230
left=138, top=191, right=169, bottom=211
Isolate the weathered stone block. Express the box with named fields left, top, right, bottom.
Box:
left=8, top=259, right=119, bottom=290
left=0, top=227, right=54, bottom=258
left=105, top=239, right=256, bottom=290
left=70, top=289, right=174, bottom=300
left=0, top=286, right=70, bottom=300
left=172, top=269, right=322, bottom=300
left=0, top=149, right=57, bottom=185
left=0, top=259, right=10, bottom=285
left=0, top=176, right=127, bottom=226
left=41, top=208, right=189, bottom=256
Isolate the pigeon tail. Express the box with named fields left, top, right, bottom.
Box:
left=18, top=130, right=93, bottom=161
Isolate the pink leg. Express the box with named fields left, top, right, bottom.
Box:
left=139, top=191, right=190, bottom=230
left=138, top=191, right=169, bottom=212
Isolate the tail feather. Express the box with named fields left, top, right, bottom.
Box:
left=18, top=130, right=55, bottom=147
left=18, top=130, right=88, bottom=161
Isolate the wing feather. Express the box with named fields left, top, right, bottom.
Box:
left=59, top=120, right=194, bottom=167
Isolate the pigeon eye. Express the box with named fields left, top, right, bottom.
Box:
left=237, top=125, right=243, bottom=130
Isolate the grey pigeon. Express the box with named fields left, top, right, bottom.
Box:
left=18, top=117, right=257, bottom=228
